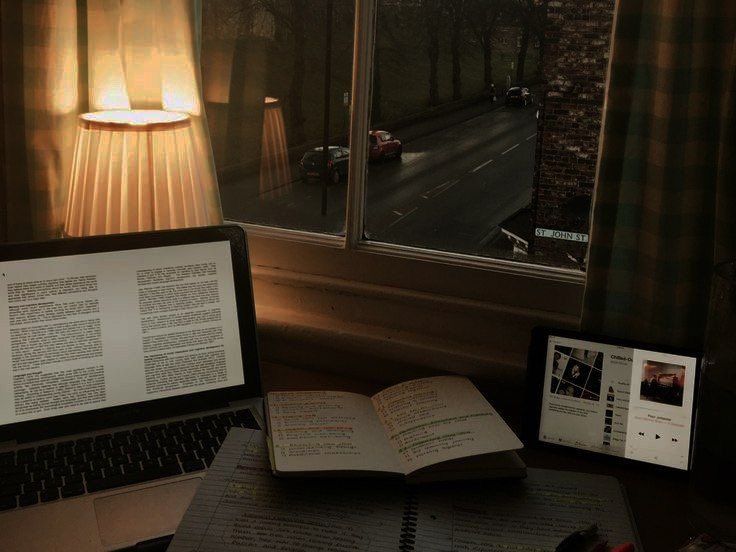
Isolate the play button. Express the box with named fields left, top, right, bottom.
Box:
left=655, top=434, right=661, bottom=439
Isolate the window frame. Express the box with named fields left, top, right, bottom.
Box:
left=228, top=0, right=586, bottom=320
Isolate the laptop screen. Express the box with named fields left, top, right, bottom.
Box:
left=0, top=240, right=245, bottom=427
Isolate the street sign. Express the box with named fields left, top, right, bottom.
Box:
left=535, top=228, right=589, bottom=243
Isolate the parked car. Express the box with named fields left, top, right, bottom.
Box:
left=369, top=130, right=402, bottom=161
left=299, top=146, right=350, bottom=184
left=505, top=86, right=532, bottom=107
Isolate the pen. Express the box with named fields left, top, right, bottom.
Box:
left=555, top=524, right=599, bottom=552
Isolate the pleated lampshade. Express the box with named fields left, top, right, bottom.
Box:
left=63, top=109, right=215, bottom=237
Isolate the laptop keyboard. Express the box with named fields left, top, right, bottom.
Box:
left=0, top=409, right=259, bottom=511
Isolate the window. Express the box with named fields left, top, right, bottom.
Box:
left=363, top=0, right=612, bottom=270
left=202, top=0, right=614, bottom=274
left=201, top=0, right=355, bottom=236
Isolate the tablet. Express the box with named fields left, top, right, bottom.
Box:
left=525, top=327, right=701, bottom=471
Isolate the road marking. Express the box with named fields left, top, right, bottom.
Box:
left=423, top=179, right=451, bottom=198
left=471, top=159, right=494, bottom=173
left=526, top=133, right=537, bottom=141
left=420, top=178, right=461, bottom=201
left=430, top=180, right=452, bottom=193
left=501, top=143, right=520, bottom=155
left=437, top=178, right=459, bottom=194
left=427, top=178, right=460, bottom=198
left=388, top=206, right=418, bottom=229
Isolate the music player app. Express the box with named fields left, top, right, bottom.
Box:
left=625, top=350, right=697, bottom=469
left=538, top=336, right=697, bottom=470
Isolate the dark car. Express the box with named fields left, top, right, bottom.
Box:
left=368, top=130, right=402, bottom=161
left=505, top=86, right=532, bottom=107
left=299, top=146, right=350, bottom=184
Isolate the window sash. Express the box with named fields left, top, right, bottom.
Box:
left=228, top=0, right=586, bottom=309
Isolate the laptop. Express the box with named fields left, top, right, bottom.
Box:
left=0, top=225, right=263, bottom=551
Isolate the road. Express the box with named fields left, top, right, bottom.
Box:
left=220, top=103, right=537, bottom=255
left=365, top=105, right=536, bottom=254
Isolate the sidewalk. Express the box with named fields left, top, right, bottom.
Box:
left=378, top=96, right=506, bottom=145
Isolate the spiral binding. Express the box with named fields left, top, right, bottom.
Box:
left=399, top=492, right=419, bottom=551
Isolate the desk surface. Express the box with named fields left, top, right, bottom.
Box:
left=261, top=362, right=693, bottom=552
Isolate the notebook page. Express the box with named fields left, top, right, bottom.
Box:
left=169, top=428, right=406, bottom=552
left=371, top=376, right=523, bottom=474
left=267, top=390, right=402, bottom=474
left=412, top=468, right=641, bottom=551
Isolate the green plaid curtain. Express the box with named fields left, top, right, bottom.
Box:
left=0, top=1, right=81, bottom=241
left=583, top=0, right=736, bottom=349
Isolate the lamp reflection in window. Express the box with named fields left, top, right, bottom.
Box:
left=63, top=109, right=217, bottom=237
left=259, top=97, right=292, bottom=200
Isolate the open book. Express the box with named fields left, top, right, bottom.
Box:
left=264, top=376, right=525, bottom=483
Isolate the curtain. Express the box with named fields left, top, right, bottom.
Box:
left=583, top=0, right=736, bottom=349
left=0, top=0, right=222, bottom=242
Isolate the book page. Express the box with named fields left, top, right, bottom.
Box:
left=411, top=468, right=641, bottom=551
left=169, top=428, right=406, bottom=552
left=267, top=390, right=403, bottom=474
left=371, top=376, right=522, bottom=473
left=0, top=242, right=244, bottom=426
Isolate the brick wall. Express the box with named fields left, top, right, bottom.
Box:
left=531, top=0, right=615, bottom=266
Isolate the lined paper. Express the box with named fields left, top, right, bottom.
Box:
left=412, top=468, right=641, bottom=551
left=168, top=428, right=405, bottom=552
left=171, top=429, right=640, bottom=551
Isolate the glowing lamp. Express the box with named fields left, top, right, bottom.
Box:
left=63, top=109, right=215, bottom=236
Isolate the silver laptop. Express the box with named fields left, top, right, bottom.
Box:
left=0, top=225, right=263, bottom=551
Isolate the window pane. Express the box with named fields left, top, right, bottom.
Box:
left=364, top=1, right=614, bottom=270
left=201, top=1, right=355, bottom=235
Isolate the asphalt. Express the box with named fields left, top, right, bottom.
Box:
left=219, top=101, right=537, bottom=255
left=365, top=105, right=537, bottom=255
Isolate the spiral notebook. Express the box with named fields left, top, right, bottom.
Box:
left=169, top=428, right=641, bottom=551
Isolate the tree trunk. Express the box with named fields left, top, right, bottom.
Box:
left=225, top=8, right=253, bottom=167
left=536, top=32, right=545, bottom=80
left=536, top=0, right=549, bottom=80
left=451, top=26, right=461, bottom=100
left=482, top=29, right=493, bottom=88
left=287, top=0, right=307, bottom=145
left=372, top=41, right=382, bottom=123
left=427, top=25, right=439, bottom=106
left=516, top=23, right=529, bottom=83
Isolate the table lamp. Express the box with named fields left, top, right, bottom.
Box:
left=63, top=109, right=216, bottom=237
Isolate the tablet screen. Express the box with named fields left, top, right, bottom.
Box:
left=538, top=334, right=699, bottom=470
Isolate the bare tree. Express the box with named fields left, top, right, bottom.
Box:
left=373, top=1, right=416, bottom=122
left=372, top=6, right=389, bottom=123
left=467, top=0, right=505, bottom=89
left=512, top=0, right=548, bottom=83
left=419, top=0, right=442, bottom=106
left=215, top=0, right=259, bottom=166
left=256, top=0, right=309, bottom=145
left=446, top=0, right=467, bottom=101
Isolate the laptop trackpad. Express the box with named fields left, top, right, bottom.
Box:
left=94, top=478, right=201, bottom=548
